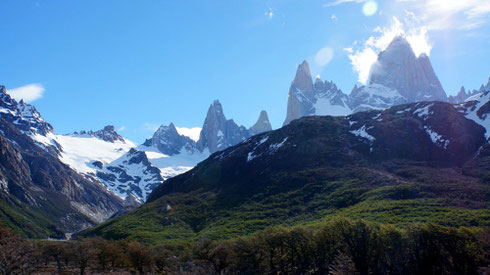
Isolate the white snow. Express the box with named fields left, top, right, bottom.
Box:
left=268, top=137, right=288, bottom=153
left=465, top=93, right=482, bottom=102
left=463, top=92, right=490, bottom=140
left=413, top=103, right=433, bottom=118
left=138, top=145, right=209, bottom=179
left=176, top=127, right=202, bottom=142
left=425, top=127, right=449, bottom=149
left=53, top=134, right=135, bottom=174
left=349, top=125, right=375, bottom=142
left=246, top=135, right=269, bottom=162
left=314, top=96, right=351, bottom=116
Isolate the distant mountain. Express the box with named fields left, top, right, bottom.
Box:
left=72, top=125, right=125, bottom=143
left=448, top=77, right=490, bottom=103
left=138, top=101, right=273, bottom=188
left=86, top=92, right=490, bottom=242
left=284, top=36, right=451, bottom=125
left=249, top=110, right=272, bottom=135
left=196, top=100, right=251, bottom=154
left=143, top=123, right=198, bottom=156
left=284, top=61, right=350, bottom=125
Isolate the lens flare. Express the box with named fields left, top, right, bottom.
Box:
left=363, top=1, right=378, bottom=16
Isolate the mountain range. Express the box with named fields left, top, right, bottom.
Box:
left=86, top=90, right=490, bottom=242
left=0, top=35, right=489, bottom=238
left=284, top=36, right=490, bottom=125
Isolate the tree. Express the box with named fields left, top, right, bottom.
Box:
left=329, top=252, right=358, bottom=275
left=0, top=228, right=35, bottom=274
left=127, top=241, right=153, bottom=274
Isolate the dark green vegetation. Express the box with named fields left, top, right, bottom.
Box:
left=3, top=219, right=490, bottom=274
left=86, top=101, right=490, bottom=243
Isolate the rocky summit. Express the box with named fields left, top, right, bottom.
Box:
left=249, top=110, right=272, bottom=135
left=196, top=100, right=251, bottom=154
left=369, top=36, right=447, bottom=102
left=144, top=123, right=198, bottom=156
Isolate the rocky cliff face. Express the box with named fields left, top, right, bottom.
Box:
left=197, top=100, right=250, bottom=153
left=0, top=115, right=127, bottom=236
left=369, top=36, right=447, bottom=102
left=249, top=110, right=272, bottom=135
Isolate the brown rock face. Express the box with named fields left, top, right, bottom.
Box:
left=369, top=36, right=447, bottom=102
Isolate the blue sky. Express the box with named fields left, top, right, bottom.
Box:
left=1, top=0, right=489, bottom=143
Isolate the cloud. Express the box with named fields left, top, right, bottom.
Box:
left=176, top=127, right=202, bottom=142
left=314, top=46, right=334, bottom=67
left=7, top=83, right=45, bottom=103
left=401, top=0, right=490, bottom=31
left=264, top=8, right=274, bottom=19
left=346, top=16, right=432, bottom=84
left=118, top=126, right=126, bottom=132
left=331, top=14, right=337, bottom=20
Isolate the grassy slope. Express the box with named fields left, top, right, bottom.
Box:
left=86, top=162, right=490, bottom=245
left=0, top=194, right=62, bottom=238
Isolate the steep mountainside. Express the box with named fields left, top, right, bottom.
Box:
left=0, top=114, right=127, bottom=238
left=86, top=94, right=490, bottom=243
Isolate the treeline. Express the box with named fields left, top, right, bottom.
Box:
left=1, top=218, right=489, bottom=274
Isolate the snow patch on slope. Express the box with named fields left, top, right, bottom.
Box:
left=349, top=125, right=375, bottom=142
left=139, top=145, right=209, bottom=179
left=314, top=96, right=351, bottom=116
left=176, top=127, right=202, bottom=142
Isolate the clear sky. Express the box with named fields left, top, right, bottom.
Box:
left=1, top=0, right=489, bottom=143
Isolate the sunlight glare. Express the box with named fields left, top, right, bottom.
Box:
left=363, top=1, right=378, bottom=16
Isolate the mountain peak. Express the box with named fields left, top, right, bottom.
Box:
left=148, top=123, right=197, bottom=155
left=291, top=60, right=313, bottom=93
left=389, top=35, right=411, bottom=48
left=76, top=125, right=125, bottom=143
left=197, top=100, right=251, bottom=153
left=250, top=110, right=272, bottom=135
left=458, top=86, right=466, bottom=96
left=479, top=84, right=486, bottom=92
left=369, top=36, right=446, bottom=102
